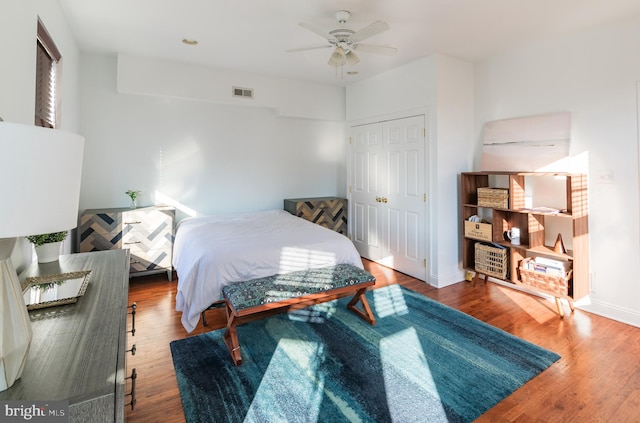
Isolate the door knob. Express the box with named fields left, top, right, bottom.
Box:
left=382, top=197, right=388, bottom=203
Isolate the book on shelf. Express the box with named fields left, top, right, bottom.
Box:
left=523, top=256, right=570, bottom=277
left=518, top=206, right=565, bottom=214
left=478, top=241, right=507, bottom=250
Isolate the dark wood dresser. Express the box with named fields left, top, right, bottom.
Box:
left=0, top=249, right=133, bottom=422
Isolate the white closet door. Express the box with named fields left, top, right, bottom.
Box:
left=351, top=122, right=384, bottom=262
left=350, top=115, right=427, bottom=280
left=380, top=115, right=426, bottom=279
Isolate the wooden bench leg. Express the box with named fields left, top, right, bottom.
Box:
left=347, top=287, right=376, bottom=325
left=222, top=302, right=243, bottom=366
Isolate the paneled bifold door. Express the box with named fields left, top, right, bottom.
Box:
left=350, top=115, right=427, bottom=280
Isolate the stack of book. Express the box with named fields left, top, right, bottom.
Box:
left=522, top=256, right=570, bottom=277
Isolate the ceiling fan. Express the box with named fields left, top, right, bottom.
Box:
left=288, top=10, right=397, bottom=68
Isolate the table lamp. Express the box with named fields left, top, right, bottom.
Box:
left=0, top=121, right=84, bottom=391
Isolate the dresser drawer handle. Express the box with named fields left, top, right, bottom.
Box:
left=124, top=241, right=141, bottom=245
left=128, top=302, right=136, bottom=336
left=125, top=221, right=142, bottom=225
left=126, top=368, right=137, bottom=410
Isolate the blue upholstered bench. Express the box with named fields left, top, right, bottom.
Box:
left=221, top=264, right=376, bottom=365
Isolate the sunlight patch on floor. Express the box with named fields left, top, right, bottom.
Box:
left=380, top=327, right=447, bottom=419
left=497, top=285, right=552, bottom=324
left=372, top=284, right=409, bottom=318
left=256, top=318, right=364, bottom=422
left=287, top=301, right=337, bottom=323
left=249, top=320, right=325, bottom=421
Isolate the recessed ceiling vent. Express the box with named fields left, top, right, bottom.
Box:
left=232, top=86, right=253, bottom=99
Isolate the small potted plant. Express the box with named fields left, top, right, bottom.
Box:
left=126, top=189, right=141, bottom=208
left=26, top=231, right=68, bottom=263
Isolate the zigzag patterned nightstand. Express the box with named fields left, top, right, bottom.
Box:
left=79, top=206, right=175, bottom=280
left=284, top=197, right=347, bottom=235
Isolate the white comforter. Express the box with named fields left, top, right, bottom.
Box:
left=173, top=209, right=363, bottom=332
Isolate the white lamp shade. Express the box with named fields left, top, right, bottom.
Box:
left=346, top=51, right=360, bottom=66
left=0, top=122, right=84, bottom=391
left=328, top=46, right=346, bottom=67
left=0, top=122, right=85, bottom=238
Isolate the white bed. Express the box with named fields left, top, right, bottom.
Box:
left=173, top=209, right=364, bottom=332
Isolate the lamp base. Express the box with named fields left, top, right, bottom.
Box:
left=0, top=238, right=33, bottom=391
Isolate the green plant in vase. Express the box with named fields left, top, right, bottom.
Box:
left=126, top=189, right=141, bottom=208
left=26, top=231, right=68, bottom=247
left=26, top=231, right=68, bottom=263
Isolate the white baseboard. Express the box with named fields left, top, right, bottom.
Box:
left=428, top=269, right=465, bottom=288
left=578, top=299, right=640, bottom=329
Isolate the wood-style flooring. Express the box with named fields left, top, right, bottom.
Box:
left=124, top=259, right=640, bottom=422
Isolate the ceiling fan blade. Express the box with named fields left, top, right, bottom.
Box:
left=299, top=21, right=334, bottom=41
left=286, top=44, right=332, bottom=53
left=353, top=43, right=397, bottom=56
left=350, top=21, right=390, bottom=42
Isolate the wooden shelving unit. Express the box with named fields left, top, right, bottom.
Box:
left=461, top=171, right=589, bottom=316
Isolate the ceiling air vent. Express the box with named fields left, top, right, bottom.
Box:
left=232, top=86, right=253, bottom=99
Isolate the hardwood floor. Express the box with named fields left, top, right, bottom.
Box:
left=124, top=260, right=640, bottom=422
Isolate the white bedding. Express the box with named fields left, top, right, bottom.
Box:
left=173, top=209, right=363, bottom=332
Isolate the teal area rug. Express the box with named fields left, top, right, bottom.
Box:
left=170, top=285, right=559, bottom=422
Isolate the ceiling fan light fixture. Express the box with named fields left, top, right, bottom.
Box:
left=328, top=46, right=346, bottom=67
left=346, top=51, right=360, bottom=66
left=291, top=10, right=397, bottom=73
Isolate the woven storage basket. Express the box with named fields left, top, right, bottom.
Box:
left=518, top=258, right=571, bottom=296
left=477, top=187, right=509, bottom=208
left=474, top=243, right=508, bottom=279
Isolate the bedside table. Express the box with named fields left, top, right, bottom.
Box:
left=284, top=197, right=347, bottom=235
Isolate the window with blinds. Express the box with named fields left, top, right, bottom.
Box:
left=35, top=19, right=61, bottom=129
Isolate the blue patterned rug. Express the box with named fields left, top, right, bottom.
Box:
left=170, top=285, right=559, bottom=422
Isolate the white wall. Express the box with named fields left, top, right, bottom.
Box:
left=1, top=0, right=81, bottom=270
left=79, top=55, right=347, bottom=221
left=346, top=57, right=437, bottom=122
left=117, top=55, right=345, bottom=122
left=346, top=55, right=475, bottom=287
left=433, top=56, right=475, bottom=286
left=0, top=0, right=81, bottom=130
left=0, top=1, right=37, bottom=123
left=475, top=15, right=640, bottom=326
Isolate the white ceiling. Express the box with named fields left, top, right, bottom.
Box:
left=59, top=0, right=640, bottom=87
